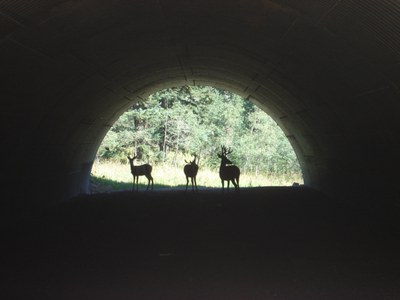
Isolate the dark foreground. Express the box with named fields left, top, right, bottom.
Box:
left=3, top=187, right=400, bottom=299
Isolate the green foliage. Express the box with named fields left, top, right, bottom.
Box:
left=97, top=86, right=302, bottom=176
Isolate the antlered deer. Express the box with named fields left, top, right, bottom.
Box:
left=184, top=155, right=199, bottom=193
left=127, top=156, right=154, bottom=191
left=217, top=146, right=240, bottom=192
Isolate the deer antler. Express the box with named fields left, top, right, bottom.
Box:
left=221, top=146, right=226, bottom=155
left=185, top=154, right=198, bottom=165
left=221, top=146, right=233, bottom=156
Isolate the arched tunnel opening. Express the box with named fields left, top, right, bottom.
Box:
left=91, top=85, right=304, bottom=193
left=2, top=0, right=400, bottom=298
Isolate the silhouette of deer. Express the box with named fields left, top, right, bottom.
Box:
left=184, top=155, right=199, bottom=193
left=217, top=146, right=240, bottom=192
left=127, top=156, right=154, bottom=191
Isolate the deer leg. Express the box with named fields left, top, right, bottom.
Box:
left=194, top=177, right=198, bottom=192
left=191, top=177, right=194, bottom=192
left=232, top=179, right=238, bottom=191
left=221, top=180, right=224, bottom=193
left=185, top=177, right=189, bottom=192
left=145, top=175, right=152, bottom=191
left=227, top=180, right=230, bottom=191
left=231, top=179, right=237, bottom=188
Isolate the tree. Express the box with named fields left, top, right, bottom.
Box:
left=97, top=85, right=301, bottom=176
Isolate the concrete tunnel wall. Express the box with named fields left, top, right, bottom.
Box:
left=1, top=0, right=400, bottom=218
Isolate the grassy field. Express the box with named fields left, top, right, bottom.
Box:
left=90, top=160, right=303, bottom=193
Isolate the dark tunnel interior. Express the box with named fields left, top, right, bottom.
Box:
left=2, top=1, right=400, bottom=299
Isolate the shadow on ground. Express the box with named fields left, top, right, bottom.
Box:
left=90, top=175, right=208, bottom=193
left=3, top=187, right=400, bottom=299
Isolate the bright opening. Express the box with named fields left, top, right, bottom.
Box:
left=91, top=86, right=303, bottom=192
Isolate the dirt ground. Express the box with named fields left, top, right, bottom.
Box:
left=3, top=187, right=400, bottom=299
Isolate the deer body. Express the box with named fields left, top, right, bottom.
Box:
left=184, top=155, right=199, bottom=193
left=127, top=156, right=154, bottom=191
left=218, top=146, right=240, bottom=192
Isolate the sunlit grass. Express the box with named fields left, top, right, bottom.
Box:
left=91, top=160, right=303, bottom=192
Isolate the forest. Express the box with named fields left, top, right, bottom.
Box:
left=95, top=85, right=302, bottom=182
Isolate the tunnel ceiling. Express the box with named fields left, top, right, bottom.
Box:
left=2, top=0, right=400, bottom=205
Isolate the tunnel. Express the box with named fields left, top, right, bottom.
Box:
left=2, top=0, right=400, bottom=211
left=2, top=1, right=400, bottom=299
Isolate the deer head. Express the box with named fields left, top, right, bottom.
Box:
left=185, top=154, right=198, bottom=165
left=127, top=155, right=138, bottom=162
left=217, top=146, right=233, bottom=164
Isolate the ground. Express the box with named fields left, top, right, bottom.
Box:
left=3, top=187, right=400, bottom=299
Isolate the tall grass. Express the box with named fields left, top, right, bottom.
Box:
left=91, top=160, right=303, bottom=192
